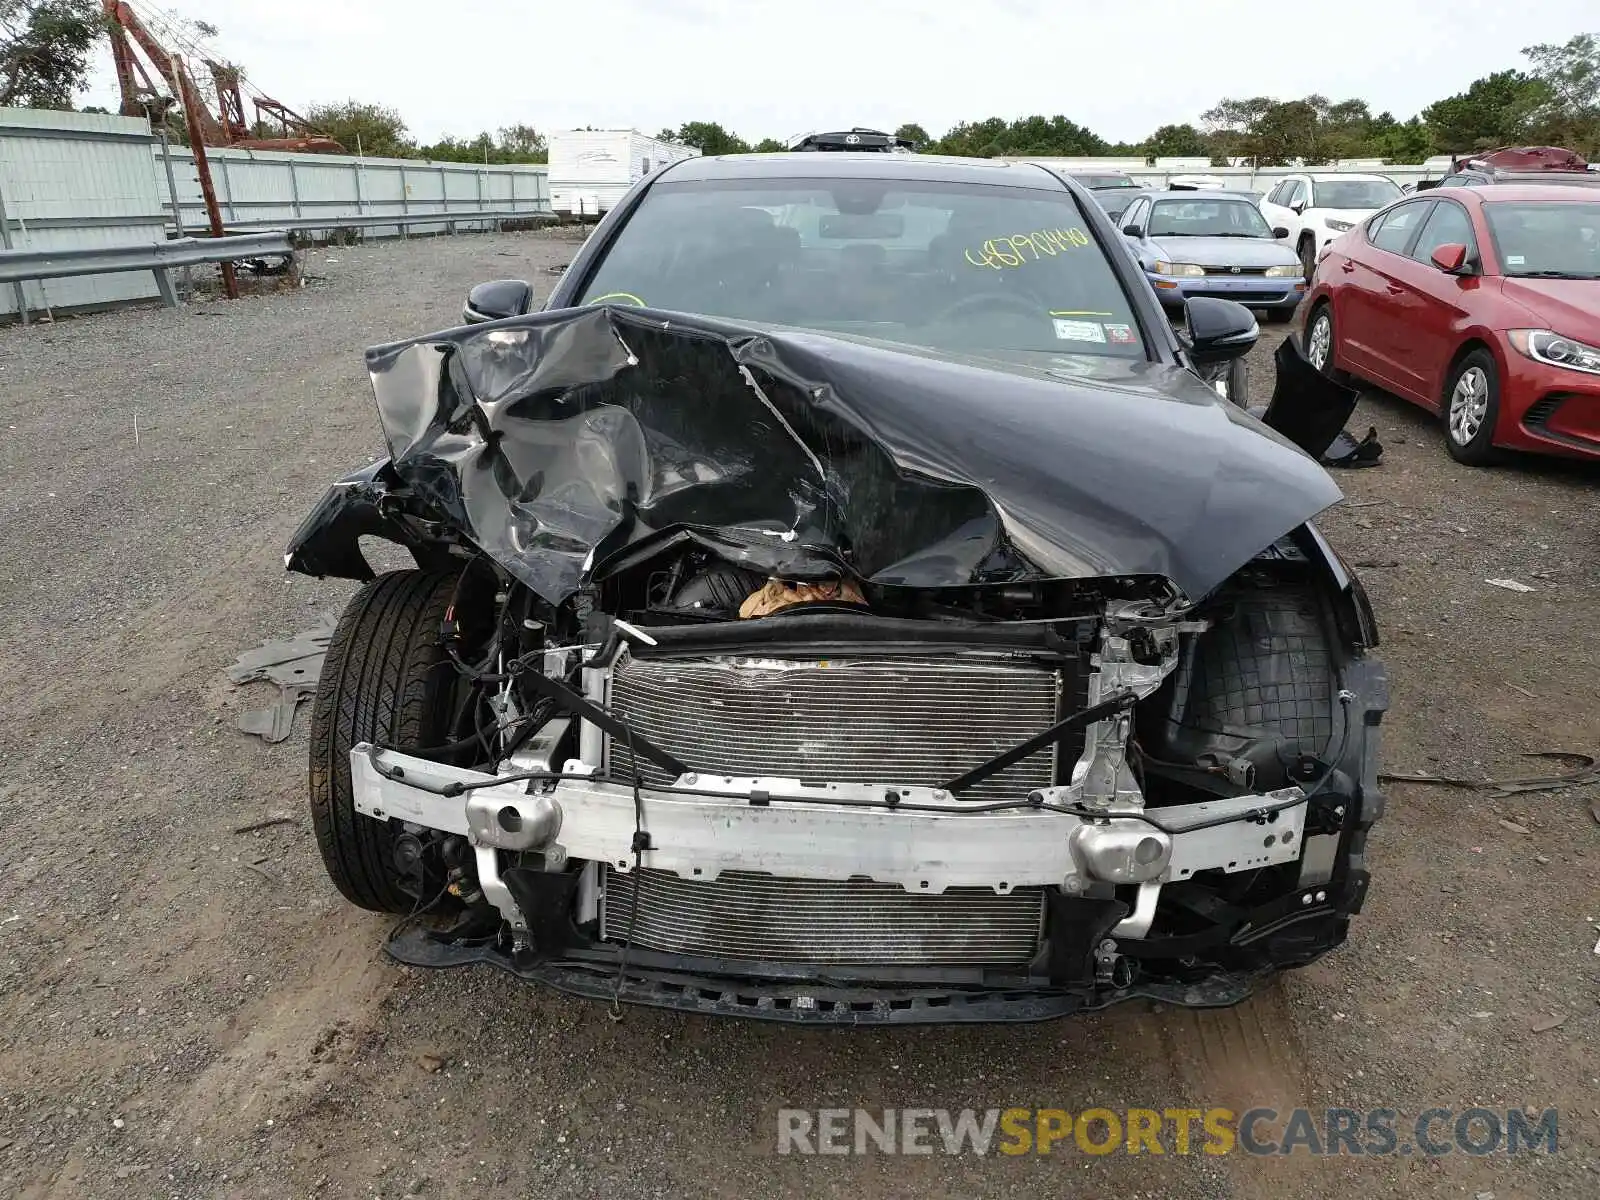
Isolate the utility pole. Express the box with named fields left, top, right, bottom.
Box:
left=175, top=55, right=237, bottom=298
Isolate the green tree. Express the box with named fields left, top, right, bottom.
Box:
left=304, top=101, right=413, bottom=158
left=672, top=121, right=751, bottom=155
left=495, top=122, right=547, bottom=162
left=932, top=116, right=1008, bottom=156
left=893, top=122, right=930, bottom=149
left=413, top=127, right=544, bottom=164
left=1320, top=97, right=1376, bottom=159
left=1146, top=122, right=1207, bottom=157
left=1372, top=114, right=1434, bottom=161
left=1, top=0, right=102, bottom=109
left=1200, top=95, right=1274, bottom=161
left=752, top=137, right=786, bottom=152
left=1246, top=99, right=1324, bottom=165
left=931, top=114, right=1105, bottom=158
left=1522, top=33, right=1600, bottom=153
left=415, top=132, right=492, bottom=162
left=1422, top=69, right=1548, bottom=152
left=1198, top=94, right=1396, bottom=164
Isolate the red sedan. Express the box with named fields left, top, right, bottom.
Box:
left=1303, top=184, right=1600, bottom=464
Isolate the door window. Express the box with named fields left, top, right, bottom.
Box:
left=1409, top=201, right=1476, bottom=263
left=1284, top=181, right=1306, bottom=209
left=1266, top=181, right=1289, bottom=206
left=1369, top=201, right=1432, bottom=254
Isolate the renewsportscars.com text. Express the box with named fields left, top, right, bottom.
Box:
left=776, top=1107, right=1559, bottom=1157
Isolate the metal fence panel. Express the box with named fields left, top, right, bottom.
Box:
left=1, top=108, right=555, bottom=319
left=0, top=108, right=168, bottom=315
left=159, top=146, right=552, bottom=240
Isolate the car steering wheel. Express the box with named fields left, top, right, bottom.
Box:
left=931, top=291, right=1045, bottom=325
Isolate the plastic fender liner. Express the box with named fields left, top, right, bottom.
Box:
left=1260, top=334, right=1362, bottom=459
left=285, top=458, right=457, bottom=581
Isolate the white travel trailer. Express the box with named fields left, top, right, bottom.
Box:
left=547, top=130, right=700, bottom=217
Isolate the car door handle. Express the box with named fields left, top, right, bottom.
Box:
left=1385, top=284, right=1404, bottom=294
left=1340, top=262, right=1355, bottom=273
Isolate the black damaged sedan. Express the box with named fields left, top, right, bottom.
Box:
left=287, top=152, right=1388, bottom=1023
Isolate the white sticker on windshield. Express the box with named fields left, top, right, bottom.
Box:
left=1053, top=319, right=1106, bottom=343
left=1506, top=254, right=1525, bottom=265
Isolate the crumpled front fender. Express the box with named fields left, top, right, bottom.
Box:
left=284, top=458, right=458, bottom=581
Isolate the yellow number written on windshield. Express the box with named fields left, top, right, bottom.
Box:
left=965, top=228, right=1091, bottom=270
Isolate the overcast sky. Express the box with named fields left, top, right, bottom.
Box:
left=83, top=0, right=1595, bottom=146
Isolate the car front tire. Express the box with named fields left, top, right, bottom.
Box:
left=1304, top=302, right=1347, bottom=383
left=1298, top=236, right=1317, bottom=282
left=309, top=569, right=463, bottom=913
left=1443, top=349, right=1502, bottom=466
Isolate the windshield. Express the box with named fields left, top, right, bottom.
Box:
left=1072, top=174, right=1136, bottom=189
left=1095, top=191, right=1138, bottom=220
left=1147, top=198, right=1272, bottom=238
left=578, top=178, right=1147, bottom=358
left=1310, top=179, right=1401, bottom=209
left=1483, top=201, right=1600, bottom=278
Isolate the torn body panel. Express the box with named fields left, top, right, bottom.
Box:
left=285, top=458, right=460, bottom=580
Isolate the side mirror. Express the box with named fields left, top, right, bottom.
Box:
left=1271, top=225, right=1290, bottom=239
left=1291, top=201, right=1306, bottom=215
left=463, top=279, right=534, bottom=324
left=1121, top=224, right=1143, bottom=238
left=1183, top=297, right=1259, bottom=365
left=1430, top=242, right=1469, bottom=274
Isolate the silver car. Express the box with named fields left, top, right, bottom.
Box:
left=1118, top=190, right=1307, bottom=323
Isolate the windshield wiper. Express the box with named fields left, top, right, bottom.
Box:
left=1512, top=270, right=1600, bottom=279
left=1209, top=232, right=1269, bottom=238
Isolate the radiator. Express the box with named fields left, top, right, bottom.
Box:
left=605, top=653, right=1062, bottom=806
left=602, top=869, right=1045, bottom=965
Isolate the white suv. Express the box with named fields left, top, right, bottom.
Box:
left=1259, top=173, right=1403, bottom=279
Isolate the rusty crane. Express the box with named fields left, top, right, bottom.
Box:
left=103, top=2, right=345, bottom=298
left=103, top=1, right=344, bottom=154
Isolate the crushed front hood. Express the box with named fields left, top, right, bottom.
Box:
left=357, top=305, right=1342, bottom=604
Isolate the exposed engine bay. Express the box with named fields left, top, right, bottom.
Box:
left=288, top=304, right=1387, bottom=1023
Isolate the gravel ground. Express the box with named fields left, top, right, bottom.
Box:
left=1, top=231, right=1597, bottom=1199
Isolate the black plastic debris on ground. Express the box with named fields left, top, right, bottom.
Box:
left=1322, top=425, right=1383, bottom=468
left=1251, top=338, right=1383, bottom=469
left=228, top=613, right=337, bottom=743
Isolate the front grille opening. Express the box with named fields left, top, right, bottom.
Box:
left=605, top=654, right=1071, bottom=806
left=601, top=869, right=1045, bottom=966
left=1521, top=394, right=1562, bottom=430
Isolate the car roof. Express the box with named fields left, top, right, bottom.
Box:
left=1146, top=189, right=1260, bottom=202
left=658, top=152, right=1067, bottom=189
left=1305, top=172, right=1394, bottom=183
left=1467, top=183, right=1600, bottom=201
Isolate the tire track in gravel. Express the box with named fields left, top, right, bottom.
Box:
left=1161, top=986, right=1309, bottom=1113
left=160, top=912, right=397, bottom=1140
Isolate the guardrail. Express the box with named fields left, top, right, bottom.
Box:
left=212, top=208, right=559, bottom=238
left=0, top=231, right=293, bottom=324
